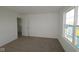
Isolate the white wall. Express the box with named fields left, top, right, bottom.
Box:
left=58, top=7, right=78, bottom=52
left=21, top=13, right=59, bottom=38
left=0, top=7, right=17, bottom=47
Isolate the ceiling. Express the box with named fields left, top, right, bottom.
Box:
left=5, top=6, right=64, bottom=14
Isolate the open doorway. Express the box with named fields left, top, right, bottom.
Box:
left=17, top=17, right=22, bottom=37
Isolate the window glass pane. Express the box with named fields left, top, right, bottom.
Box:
left=75, top=27, right=79, bottom=48
left=65, top=25, right=73, bottom=42
left=77, top=7, right=79, bottom=25
left=66, top=9, right=74, bottom=25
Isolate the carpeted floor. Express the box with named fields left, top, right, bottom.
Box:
left=2, top=36, right=64, bottom=52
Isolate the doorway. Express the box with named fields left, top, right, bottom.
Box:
left=17, top=17, right=22, bottom=37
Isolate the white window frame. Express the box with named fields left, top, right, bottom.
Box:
left=63, top=6, right=79, bottom=48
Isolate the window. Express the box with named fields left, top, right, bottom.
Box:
left=64, top=8, right=74, bottom=42
left=75, top=7, right=79, bottom=48
left=64, top=7, right=79, bottom=48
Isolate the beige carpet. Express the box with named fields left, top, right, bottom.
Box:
left=2, top=36, right=64, bottom=52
